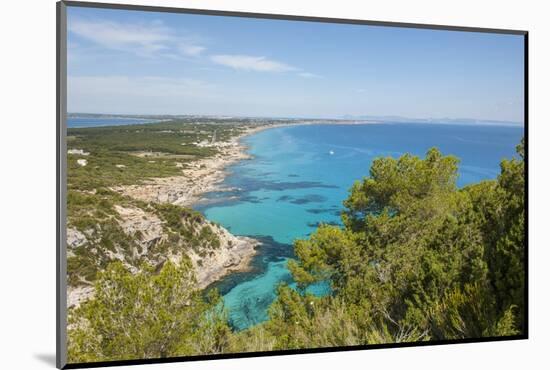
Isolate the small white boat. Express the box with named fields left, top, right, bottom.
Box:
left=329, top=150, right=335, bottom=155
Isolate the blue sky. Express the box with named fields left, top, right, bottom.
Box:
left=67, top=6, right=525, bottom=122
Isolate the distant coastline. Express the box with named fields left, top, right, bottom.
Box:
left=111, top=123, right=289, bottom=208
left=67, top=116, right=168, bottom=128
left=67, top=112, right=524, bottom=128
left=66, top=122, right=283, bottom=307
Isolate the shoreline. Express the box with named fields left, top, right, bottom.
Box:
left=68, top=124, right=282, bottom=308
left=111, top=123, right=290, bottom=208
left=107, top=121, right=377, bottom=291
left=107, top=123, right=288, bottom=290
left=68, top=121, right=375, bottom=305
left=111, top=120, right=379, bottom=207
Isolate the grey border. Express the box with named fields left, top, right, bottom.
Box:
left=56, top=1, right=528, bottom=369
left=56, top=2, right=68, bottom=368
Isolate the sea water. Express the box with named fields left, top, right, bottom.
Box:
left=67, top=117, right=159, bottom=128
left=199, top=123, right=524, bottom=330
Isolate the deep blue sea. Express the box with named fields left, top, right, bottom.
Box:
left=67, top=117, right=159, bottom=128
left=197, top=123, right=524, bottom=331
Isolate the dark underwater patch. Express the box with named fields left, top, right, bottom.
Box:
left=234, top=177, right=338, bottom=192
left=276, top=195, right=293, bottom=202
left=206, top=235, right=294, bottom=297
left=276, top=194, right=328, bottom=204
left=306, top=206, right=341, bottom=215
left=240, top=195, right=263, bottom=203
left=289, top=194, right=327, bottom=204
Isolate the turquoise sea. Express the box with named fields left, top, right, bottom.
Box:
left=197, top=123, right=524, bottom=331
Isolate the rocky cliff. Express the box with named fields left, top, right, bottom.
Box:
left=66, top=192, right=258, bottom=308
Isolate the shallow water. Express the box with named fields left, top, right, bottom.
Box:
left=198, top=123, right=523, bottom=330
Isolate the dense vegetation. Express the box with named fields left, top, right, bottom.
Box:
left=67, top=188, right=226, bottom=286
left=66, top=121, right=248, bottom=285
left=265, top=140, right=525, bottom=347
left=68, top=260, right=232, bottom=363
left=67, top=121, right=246, bottom=191
left=67, top=140, right=525, bottom=363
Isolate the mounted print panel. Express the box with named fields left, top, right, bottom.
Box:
left=57, top=1, right=527, bottom=368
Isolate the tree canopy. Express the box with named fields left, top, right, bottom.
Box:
left=68, top=260, right=232, bottom=362
left=68, top=140, right=525, bottom=360
left=277, top=141, right=525, bottom=347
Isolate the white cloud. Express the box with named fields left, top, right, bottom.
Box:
left=178, top=43, right=206, bottom=57
left=68, top=18, right=206, bottom=59
left=298, top=72, right=322, bottom=79
left=69, top=18, right=171, bottom=55
left=68, top=19, right=320, bottom=78
left=210, top=54, right=297, bottom=72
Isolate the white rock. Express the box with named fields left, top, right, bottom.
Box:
left=67, top=285, right=95, bottom=308
left=68, top=148, right=90, bottom=156
left=114, top=205, right=165, bottom=256
left=67, top=228, right=87, bottom=248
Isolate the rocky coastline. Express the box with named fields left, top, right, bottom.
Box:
left=67, top=125, right=276, bottom=308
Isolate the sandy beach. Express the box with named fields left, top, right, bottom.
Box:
left=111, top=124, right=286, bottom=207
left=97, top=124, right=284, bottom=294
left=68, top=124, right=298, bottom=308
left=111, top=120, right=376, bottom=207
left=69, top=120, right=372, bottom=304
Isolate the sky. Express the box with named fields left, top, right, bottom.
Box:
left=67, top=6, right=525, bottom=123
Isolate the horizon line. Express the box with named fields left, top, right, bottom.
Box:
left=66, top=112, right=524, bottom=126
